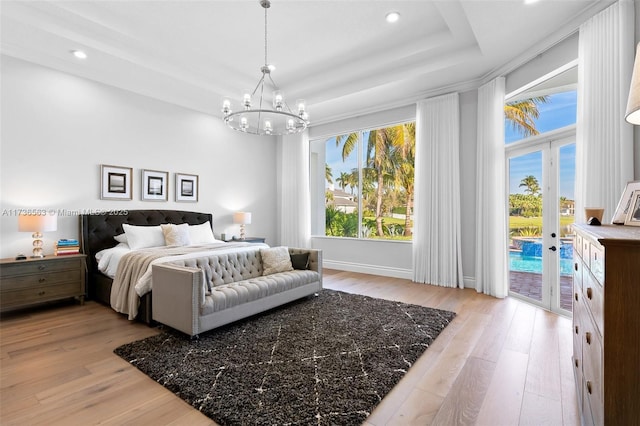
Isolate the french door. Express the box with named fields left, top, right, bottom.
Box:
left=506, top=131, right=575, bottom=316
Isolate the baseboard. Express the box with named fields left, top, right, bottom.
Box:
left=322, top=259, right=412, bottom=280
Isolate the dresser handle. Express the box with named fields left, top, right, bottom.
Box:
left=585, top=332, right=591, bottom=345
left=574, top=359, right=579, bottom=368
left=586, top=287, right=593, bottom=300
left=575, top=325, right=579, bottom=334
left=38, top=291, right=45, bottom=296
left=586, top=381, right=593, bottom=394
left=574, top=263, right=578, bottom=271
left=574, top=292, right=578, bottom=302
left=38, top=265, right=46, bottom=270
left=38, top=278, right=46, bottom=283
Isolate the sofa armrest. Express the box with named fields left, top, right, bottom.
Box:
left=288, top=248, right=322, bottom=286
left=152, top=263, right=203, bottom=337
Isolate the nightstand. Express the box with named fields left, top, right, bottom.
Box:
left=232, top=237, right=266, bottom=244
left=0, top=254, right=86, bottom=312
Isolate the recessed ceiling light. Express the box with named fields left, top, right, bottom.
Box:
left=71, top=50, right=87, bottom=59
left=386, top=11, right=400, bottom=23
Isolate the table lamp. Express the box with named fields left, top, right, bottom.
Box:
left=18, top=214, right=57, bottom=258
left=233, top=212, right=251, bottom=240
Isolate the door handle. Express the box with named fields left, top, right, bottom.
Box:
left=549, top=246, right=557, bottom=252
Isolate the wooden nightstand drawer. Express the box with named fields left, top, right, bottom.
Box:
left=0, top=257, right=80, bottom=277
left=0, top=254, right=86, bottom=312
left=2, top=270, right=81, bottom=291
left=1, top=282, right=82, bottom=308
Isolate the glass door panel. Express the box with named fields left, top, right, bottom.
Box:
left=557, top=143, right=576, bottom=313
left=508, top=151, right=544, bottom=304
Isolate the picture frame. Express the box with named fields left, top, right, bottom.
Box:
left=100, top=164, right=132, bottom=200
left=624, top=190, right=640, bottom=227
left=175, top=173, right=198, bottom=202
left=141, top=169, right=168, bottom=201
left=612, top=180, right=640, bottom=224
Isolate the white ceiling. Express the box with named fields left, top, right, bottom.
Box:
left=0, top=0, right=613, bottom=126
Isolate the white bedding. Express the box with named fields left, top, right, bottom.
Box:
left=105, top=242, right=269, bottom=319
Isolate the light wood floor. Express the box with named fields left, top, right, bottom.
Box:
left=0, top=269, right=578, bottom=425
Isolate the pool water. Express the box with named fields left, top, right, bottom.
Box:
left=510, top=252, right=573, bottom=276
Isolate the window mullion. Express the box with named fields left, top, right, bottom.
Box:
left=357, top=130, right=363, bottom=238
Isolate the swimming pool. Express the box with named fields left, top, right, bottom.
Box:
left=510, top=251, right=573, bottom=276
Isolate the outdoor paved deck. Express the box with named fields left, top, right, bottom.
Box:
left=509, top=271, right=573, bottom=312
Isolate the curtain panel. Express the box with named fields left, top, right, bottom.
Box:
left=278, top=131, right=312, bottom=248
left=475, top=77, right=508, bottom=298
left=576, top=0, right=634, bottom=223
left=412, top=93, right=464, bottom=288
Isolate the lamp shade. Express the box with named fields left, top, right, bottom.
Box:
left=625, top=43, right=640, bottom=125
left=233, top=212, right=252, bottom=225
left=18, top=214, right=57, bottom=232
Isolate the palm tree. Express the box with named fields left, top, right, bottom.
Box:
left=336, top=172, right=349, bottom=191
left=504, top=96, right=549, bottom=138
left=325, top=163, right=333, bottom=185
left=519, top=175, right=540, bottom=196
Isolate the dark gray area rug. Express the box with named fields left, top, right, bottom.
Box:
left=114, top=290, right=456, bottom=425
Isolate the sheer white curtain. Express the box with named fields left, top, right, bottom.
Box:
left=576, top=0, right=634, bottom=223
left=277, top=132, right=311, bottom=248
left=475, top=77, right=508, bottom=298
left=412, top=93, right=464, bottom=288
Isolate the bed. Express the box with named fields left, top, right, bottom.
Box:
left=81, top=209, right=220, bottom=323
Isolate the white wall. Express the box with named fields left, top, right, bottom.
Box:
left=0, top=56, right=278, bottom=258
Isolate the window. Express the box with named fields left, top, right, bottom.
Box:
left=317, top=122, right=415, bottom=240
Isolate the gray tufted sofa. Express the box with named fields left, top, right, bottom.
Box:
left=151, top=247, right=322, bottom=337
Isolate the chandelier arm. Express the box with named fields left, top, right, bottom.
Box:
left=251, top=73, right=266, bottom=97
left=264, top=2, right=268, bottom=66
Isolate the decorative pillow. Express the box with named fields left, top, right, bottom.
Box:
left=290, top=252, right=309, bottom=270
left=161, top=223, right=191, bottom=246
left=189, top=222, right=217, bottom=244
left=114, top=233, right=128, bottom=244
left=261, top=247, right=293, bottom=275
left=122, top=224, right=165, bottom=250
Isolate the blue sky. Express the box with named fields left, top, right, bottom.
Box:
left=326, top=90, right=577, bottom=199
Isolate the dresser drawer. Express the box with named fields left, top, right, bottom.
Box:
left=0, top=258, right=80, bottom=278
left=581, top=238, right=590, bottom=262
left=573, top=257, right=583, bottom=293
left=572, top=302, right=584, bottom=407
left=575, top=233, right=583, bottom=260
left=1, top=270, right=81, bottom=291
left=582, top=321, right=603, bottom=426
left=1, top=281, right=82, bottom=308
left=589, top=243, right=604, bottom=285
left=583, top=271, right=603, bottom=335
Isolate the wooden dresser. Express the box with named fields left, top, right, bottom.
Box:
left=572, top=224, right=640, bottom=425
left=0, top=254, right=86, bottom=312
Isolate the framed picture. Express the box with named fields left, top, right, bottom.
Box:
left=100, top=164, right=132, bottom=200
left=612, top=180, right=640, bottom=224
left=175, top=173, right=198, bottom=202
left=142, top=169, right=168, bottom=201
left=624, top=190, right=640, bottom=226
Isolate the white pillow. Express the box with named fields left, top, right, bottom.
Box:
left=261, top=246, right=293, bottom=275
left=189, top=222, right=216, bottom=244
left=122, top=224, right=165, bottom=250
left=114, top=233, right=128, bottom=244
left=161, top=223, right=191, bottom=246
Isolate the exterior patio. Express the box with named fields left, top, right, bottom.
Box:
left=509, top=271, right=573, bottom=312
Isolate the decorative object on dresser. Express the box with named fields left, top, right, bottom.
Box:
left=233, top=211, right=251, bottom=239
left=0, top=254, right=86, bottom=312
left=175, top=173, right=198, bottom=202
left=100, top=164, right=133, bottom=200
left=572, top=224, right=640, bottom=425
left=115, top=290, right=455, bottom=425
left=141, top=169, right=168, bottom=201
left=18, top=214, right=58, bottom=258
left=623, top=190, right=640, bottom=226
left=611, top=180, right=640, bottom=224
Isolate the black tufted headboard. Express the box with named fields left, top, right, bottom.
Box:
left=80, top=210, right=213, bottom=304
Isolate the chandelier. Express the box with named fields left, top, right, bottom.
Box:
left=222, top=0, right=309, bottom=136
